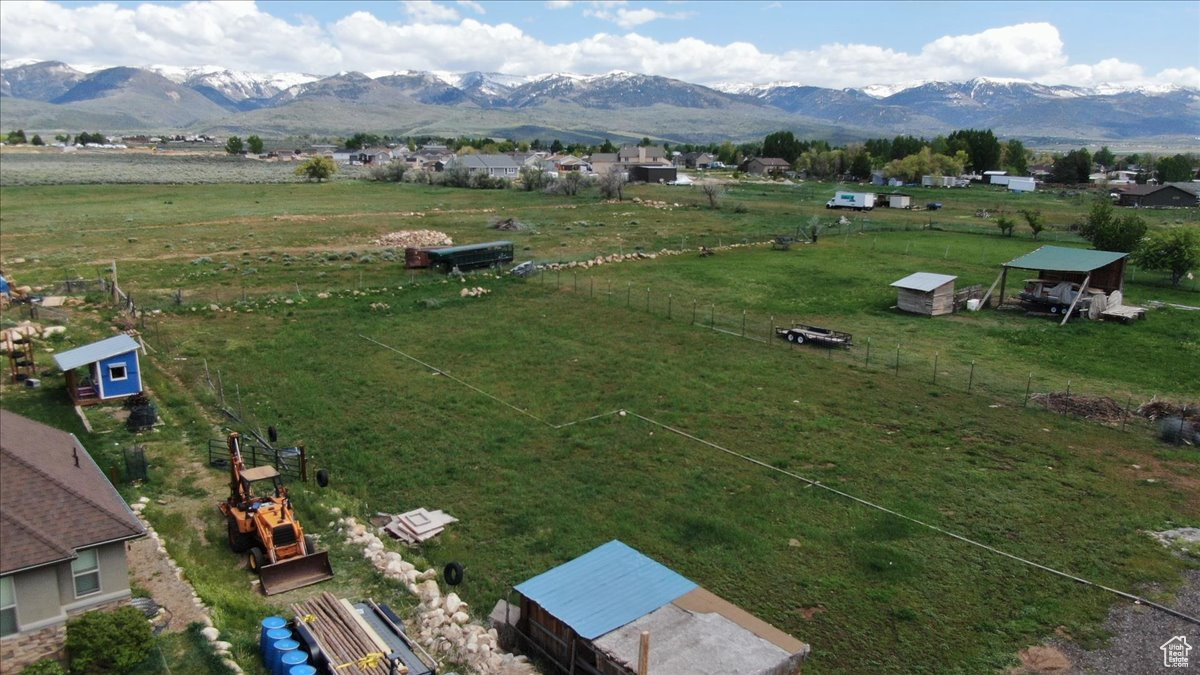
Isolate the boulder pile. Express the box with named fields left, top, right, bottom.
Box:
left=459, top=287, right=491, bottom=298
left=537, top=240, right=770, bottom=272
left=337, top=516, right=538, bottom=674
left=1, top=321, right=67, bottom=352
left=372, top=230, right=453, bottom=248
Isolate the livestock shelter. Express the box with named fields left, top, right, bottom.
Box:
left=890, top=272, right=957, bottom=316
left=989, top=246, right=1130, bottom=324
left=52, top=334, right=143, bottom=405
left=510, top=540, right=809, bottom=675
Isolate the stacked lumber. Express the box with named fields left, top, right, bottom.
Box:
left=380, top=509, right=458, bottom=544
left=292, top=592, right=391, bottom=675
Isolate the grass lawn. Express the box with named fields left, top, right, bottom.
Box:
left=1, top=178, right=1196, bottom=674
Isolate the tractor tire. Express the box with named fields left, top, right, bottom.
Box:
left=444, top=561, right=465, bottom=586
left=304, top=534, right=317, bottom=555
left=316, top=469, right=330, bottom=488
left=249, top=547, right=266, bottom=573
left=227, top=517, right=252, bottom=553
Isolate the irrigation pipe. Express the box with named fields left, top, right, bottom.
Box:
left=359, top=334, right=1200, bottom=627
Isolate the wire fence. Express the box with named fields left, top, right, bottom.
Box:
left=539, top=267, right=1193, bottom=438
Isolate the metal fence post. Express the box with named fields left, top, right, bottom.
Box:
left=1024, top=373, right=1032, bottom=407
left=710, top=305, right=715, bottom=329
left=574, top=272, right=578, bottom=292
left=668, top=294, right=673, bottom=320
left=645, top=288, right=650, bottom=312
left=894, top=344, right=900, bottom=375
left=932, top=352, right=938, bottom=384
left=741, top=310, right=746, bottom=337
left=769, top=316, right=774, bottom=345
left=692, top=300, right=697, bottom=325
left=865, top=337, right=871, bottom=366
left=968, top=361, right=976, bottom=393
left=627, top=283, right=632, bottom=308
left=1121, top=395, right=1132, bottom=431
left=590, top=277, right=594, bottom=298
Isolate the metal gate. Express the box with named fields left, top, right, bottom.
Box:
left=206, top=438, right=306, bottom=482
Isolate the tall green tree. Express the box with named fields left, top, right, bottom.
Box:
left=246, top=135, right=264, bottom=154
left=1156, top=154, right=1195, bottom=182
left=30, top=134, right=45, bottom=146
left=1093, top=146, right=1115, bottom=170
left=1003, top=139, right=1028, bottom=175
left=550, top=139, right=564, bottom=154
left=1049, top=148, right=1091, bottom=184
left=762, top=130, right=803, bottom=163
left=5, top=129, right=27, bottom=144
left=1132, top=228, right=1199, bottom=287
left=947, top=128, right=1001, bottom=173
left=1079, top=199, right=1146, bottom=252
left=224, top=135, right=244, bottom=154
left=598, top=138, right=616, bottom=153
left=1020, top=209, right=1045, bottom=239
left=345, top=132, right=380, bottom=150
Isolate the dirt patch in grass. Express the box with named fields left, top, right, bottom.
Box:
left=1011, top=645, right=1072, bottom=673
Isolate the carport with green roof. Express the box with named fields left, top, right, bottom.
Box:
left=986, top=245, right=1130, bottom=324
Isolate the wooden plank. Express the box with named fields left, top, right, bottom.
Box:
left=979, top=270, right=1004, bottom=309
left=1060, top=273, right=1091, bottom=326
left=637, top=631, right=650, bottom=675
left=74, top=405, right=93, bottom=433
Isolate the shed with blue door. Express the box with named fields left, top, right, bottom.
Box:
left=508, top=540, right=809, bottom=674
left=53, top=334, right=143, bottom=405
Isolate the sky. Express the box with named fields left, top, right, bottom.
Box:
left=1, top=0, right=1197, bottom=89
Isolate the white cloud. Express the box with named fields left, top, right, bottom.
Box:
left=582, top=2, right=690, bottom=29
left=402, top=1, right=460, bottom=23
left=0, top=4, right=1192, bottom=91
left=457, top=0, right=486, bottom=15
left=544, top=0, right=574, bottom=8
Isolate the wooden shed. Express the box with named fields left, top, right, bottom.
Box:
left=508, top=540, right=809, bottom=675
left=890, top=272, right=957, bottom=316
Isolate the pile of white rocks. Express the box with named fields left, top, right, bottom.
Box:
left=336, top=515, right=537, bottom=674
left=539, top=240, right=772, bottom=272
left=459, top=287, right=491, bottom=298
left=371, top=230, right=453, bottom=248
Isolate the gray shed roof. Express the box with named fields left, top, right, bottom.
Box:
left=890, top=272, right=957, bottom=292
left=53, top=334, right=140, bottom=371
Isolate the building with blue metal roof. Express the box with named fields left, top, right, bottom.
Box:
left=505, top=540, right=809, bottom=674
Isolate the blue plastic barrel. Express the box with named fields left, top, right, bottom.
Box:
left=288, top=666, right=317, bottom=675
left=263, top=627, right=293, bottom=665
left=270, top=639, right=300, bottom=675
left=259, top=616, right=287, bottom=655
left=278, top=649, right=308, bottom=675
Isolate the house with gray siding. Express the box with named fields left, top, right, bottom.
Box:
left=0, top=411, right=146, bottom=670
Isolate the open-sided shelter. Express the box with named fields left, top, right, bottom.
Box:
left=52, top=334, right=142, bottom=405
left=890, top=272, right=957, bottom=316
left=988, top=246, right=1130, bottom=323
left=510, top=540, right=809, bottom=674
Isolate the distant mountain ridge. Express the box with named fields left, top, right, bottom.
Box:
left=1, top=60, right=1196, bottom=144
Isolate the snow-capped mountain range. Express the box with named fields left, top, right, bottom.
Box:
left=1, top=60, right=1196, bottom=143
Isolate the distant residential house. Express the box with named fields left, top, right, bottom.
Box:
left=0, top=410, right=146, bottom=670
left=740, top=157, right=791, bottom=176
left=588, top=153, right=620, bottom=176
left=550, top=155, right=590, bottom=172
left=1116, top=183, right=1199, bottom=208
left=454, top=154, right=520, bottom=178
left=677, top=152, right=715, bottom=169
left=618, top=145, right=669, bottom=165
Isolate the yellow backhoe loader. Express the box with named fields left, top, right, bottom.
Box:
left=218, top=432, right=333, bottom=595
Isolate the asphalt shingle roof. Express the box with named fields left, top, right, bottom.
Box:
left=0, top=410, right=145, bottom=574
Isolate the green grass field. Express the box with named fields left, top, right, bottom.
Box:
left=1, top=176, right=1196, bottom=674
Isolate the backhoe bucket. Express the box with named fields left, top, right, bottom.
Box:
left=258, top=551, right=334, bottom=595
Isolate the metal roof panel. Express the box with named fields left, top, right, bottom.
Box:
left=52, top=334, right=140, bottom=371
left=514, top=540, right=697, bottom=639
left=890, top=272, right=957, bottom=292
left=1003, top=246, right=1127, bottom=273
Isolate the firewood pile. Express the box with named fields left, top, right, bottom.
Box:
left=372, top=230, right=452, bottom=248
left=1029, top=393, right=1128, bottom=424
left=1138, top=399, right=1200, bottom=422
left=291, top=592, right=391, bottom=675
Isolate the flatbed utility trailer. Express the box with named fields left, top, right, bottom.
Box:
left=777, top=323, right=853, bottom=348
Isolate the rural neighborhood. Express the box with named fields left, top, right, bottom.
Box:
left=1, top=2, right=1198, bottom=675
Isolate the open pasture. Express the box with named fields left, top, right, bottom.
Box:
left=1, top=177, right=1197, bottom=673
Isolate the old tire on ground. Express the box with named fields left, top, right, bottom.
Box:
left=316, top=469, right=329, bottom=488
left=304, top=534, right=317, bottom=554
left=228, top=517, right=252, bottom=553
left=249, top=547, right=266, bottom=573
left=444, top=561, right=465, bottom=586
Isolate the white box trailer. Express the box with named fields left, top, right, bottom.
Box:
left=1008, top=177, right=1036, bottom=193
left=826, top=191, right=876, bottom=210
left=921, top=175, right=956, bottom=188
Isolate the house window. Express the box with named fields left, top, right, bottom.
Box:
left=72, top=549, right=101, bottom=597
left=1, top=575, right=17, bottom=637
left=108, top=363, right=128, bottom=381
